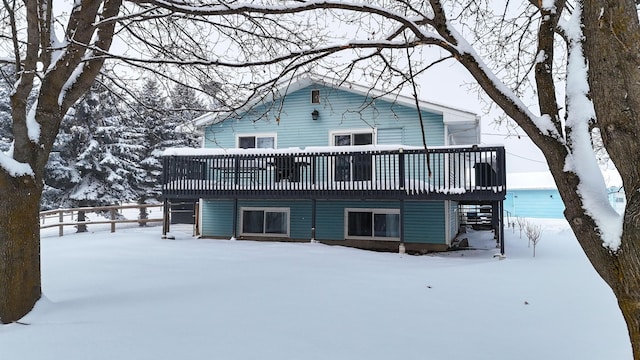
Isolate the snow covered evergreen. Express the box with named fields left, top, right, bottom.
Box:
left=132, top=80, right=201, bottom=206
left=43, top=82, right=143, bottom=210
left=41, top=78, right=202, bottom=211
left=0, top=69, right=13, bottom=152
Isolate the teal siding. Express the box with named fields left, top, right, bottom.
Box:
left=200, top=83, right=454, bottom=247
left=201, top=199, right=235, bottom=238
left=204, top=85, right=445, bottom=149
left=314, top=201, right=345, bottom=241
left=237, top=200, right=312, bottom=239
left=377, top=127, right=404, bottom=144
left=315, top=200, right=401, bottom=241
left=315, top=200, right=447, bottom=245
left=202, top=200, right=312, bottom=239
left=504, top=190, right=564, bottom=219
left=202, top=199, right=448, bottom=245
left=404, top=201, right=446, bottom=244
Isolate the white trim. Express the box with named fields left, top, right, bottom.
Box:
left=328, top=128, right=377, bottom=146
left=344, top=208, right=401, bottom=241
left=240, top=207, right=290, bottom=237
left=444, top=114, right=481, bottom=146
left=444, top=124, right=450, bottom=146
left=235, top=132, right=278, bottom=149
left=329, top=129, right=376, bottom=182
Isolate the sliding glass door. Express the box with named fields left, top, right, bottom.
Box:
left=334, top=132, right=373, bottom=181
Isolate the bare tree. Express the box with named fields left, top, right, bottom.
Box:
left=0, top=0, right=324, bottom=323
left=517, top=216, right=527, bottom=242
left=3, top=1, right=640, bottom=356
left=146, top=2, right=635, bottom=354
left=132, top=1, right=637, bottom=355
left=133, top=2, right=640, bottom=353
left=525, top=221, right=542, bottom=257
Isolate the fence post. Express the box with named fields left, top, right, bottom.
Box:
left=58, top=211, right=64, bottom=237
left=110, top=209, right=116, bottom=233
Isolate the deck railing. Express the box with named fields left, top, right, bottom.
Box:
left=162, top=145, right=506, bottom=201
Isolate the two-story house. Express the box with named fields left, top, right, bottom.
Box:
left=162, top=77, right=506, bottom=253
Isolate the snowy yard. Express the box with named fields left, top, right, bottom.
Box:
left=0, top=218, right=632, bottom=359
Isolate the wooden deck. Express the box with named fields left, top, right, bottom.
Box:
left=162, top=145, right=506, bottom=202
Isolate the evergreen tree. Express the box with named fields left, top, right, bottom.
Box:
left=169, top=83, right=207, bottom=138
left=0, top=67, right=15, bottom=151
left=132, top=80, right=201, bottom=208
left=43, top=82, right=143, bottom=212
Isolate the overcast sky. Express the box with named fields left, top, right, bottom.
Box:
left=415, top=58, right=549, bottom=174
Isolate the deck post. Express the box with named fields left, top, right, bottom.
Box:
left=398, top=149, right=405, bottom=189
left=162, top=199, right=170, bottom=238
left=399, top=199, right=405, bottom=253
left=499, top=200, right=505, bottom=255
left=231, top=198, right=238, bottom=240
left=193, top=201, right=200, bottom=237
left=311, top=198, right=317, bottom=242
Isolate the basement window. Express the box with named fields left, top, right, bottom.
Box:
left=241, top=207, right=290, bottom=236
left=345, top=208, right=400, bottom=240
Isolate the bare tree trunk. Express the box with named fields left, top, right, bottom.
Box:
left=616, top=221, right=640, bottom=359
left=0, top=177, right=42, bottom=323
left=564, top=204, right=640, bottom=358
left=581, top=1, right=640, bottom=357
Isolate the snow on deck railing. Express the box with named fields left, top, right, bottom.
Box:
left=161, top=145, right=506, bottom=200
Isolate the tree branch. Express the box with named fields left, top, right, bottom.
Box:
left=533, top=0, right=565, bottom=137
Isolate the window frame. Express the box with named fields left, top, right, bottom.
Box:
left=236, top=133, right=277, bottom=149
left=329, top=129, right=376, bottom=182
left=240, top=207, right=290, bottom=237
left=329, top=129, right=376, bottom=147
left=311, top=89, right=321, bottom=104
left=344, top=208, right=401, bottom=241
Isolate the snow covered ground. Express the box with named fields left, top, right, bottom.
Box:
left=1, top=218, right=632, bottom=359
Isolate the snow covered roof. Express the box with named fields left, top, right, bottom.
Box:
left=162, top=144, right=485, bottom=157
left=507, top=172, right=557, bottom=190
left=508, top=170, right=623, bottom=190
left=188, top=75, right=479, bottom=129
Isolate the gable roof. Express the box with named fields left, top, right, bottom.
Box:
left=189, top=75, right=479, bottom=129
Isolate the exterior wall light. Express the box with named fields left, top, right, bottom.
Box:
left=311, top=109, right=319, bottom=121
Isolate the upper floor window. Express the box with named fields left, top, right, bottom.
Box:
left=238, top=135, right=275, bottom=149
left=332, top=131, right=374, bottom=181
left=311, top=89, right=321, bottom=104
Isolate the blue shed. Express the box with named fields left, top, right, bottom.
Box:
left=505, top=171, right=625, bottom=220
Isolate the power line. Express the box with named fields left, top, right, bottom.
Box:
left=481, top=132, right=530, bottom=138
left=506, top=151, right=547, bottom=164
